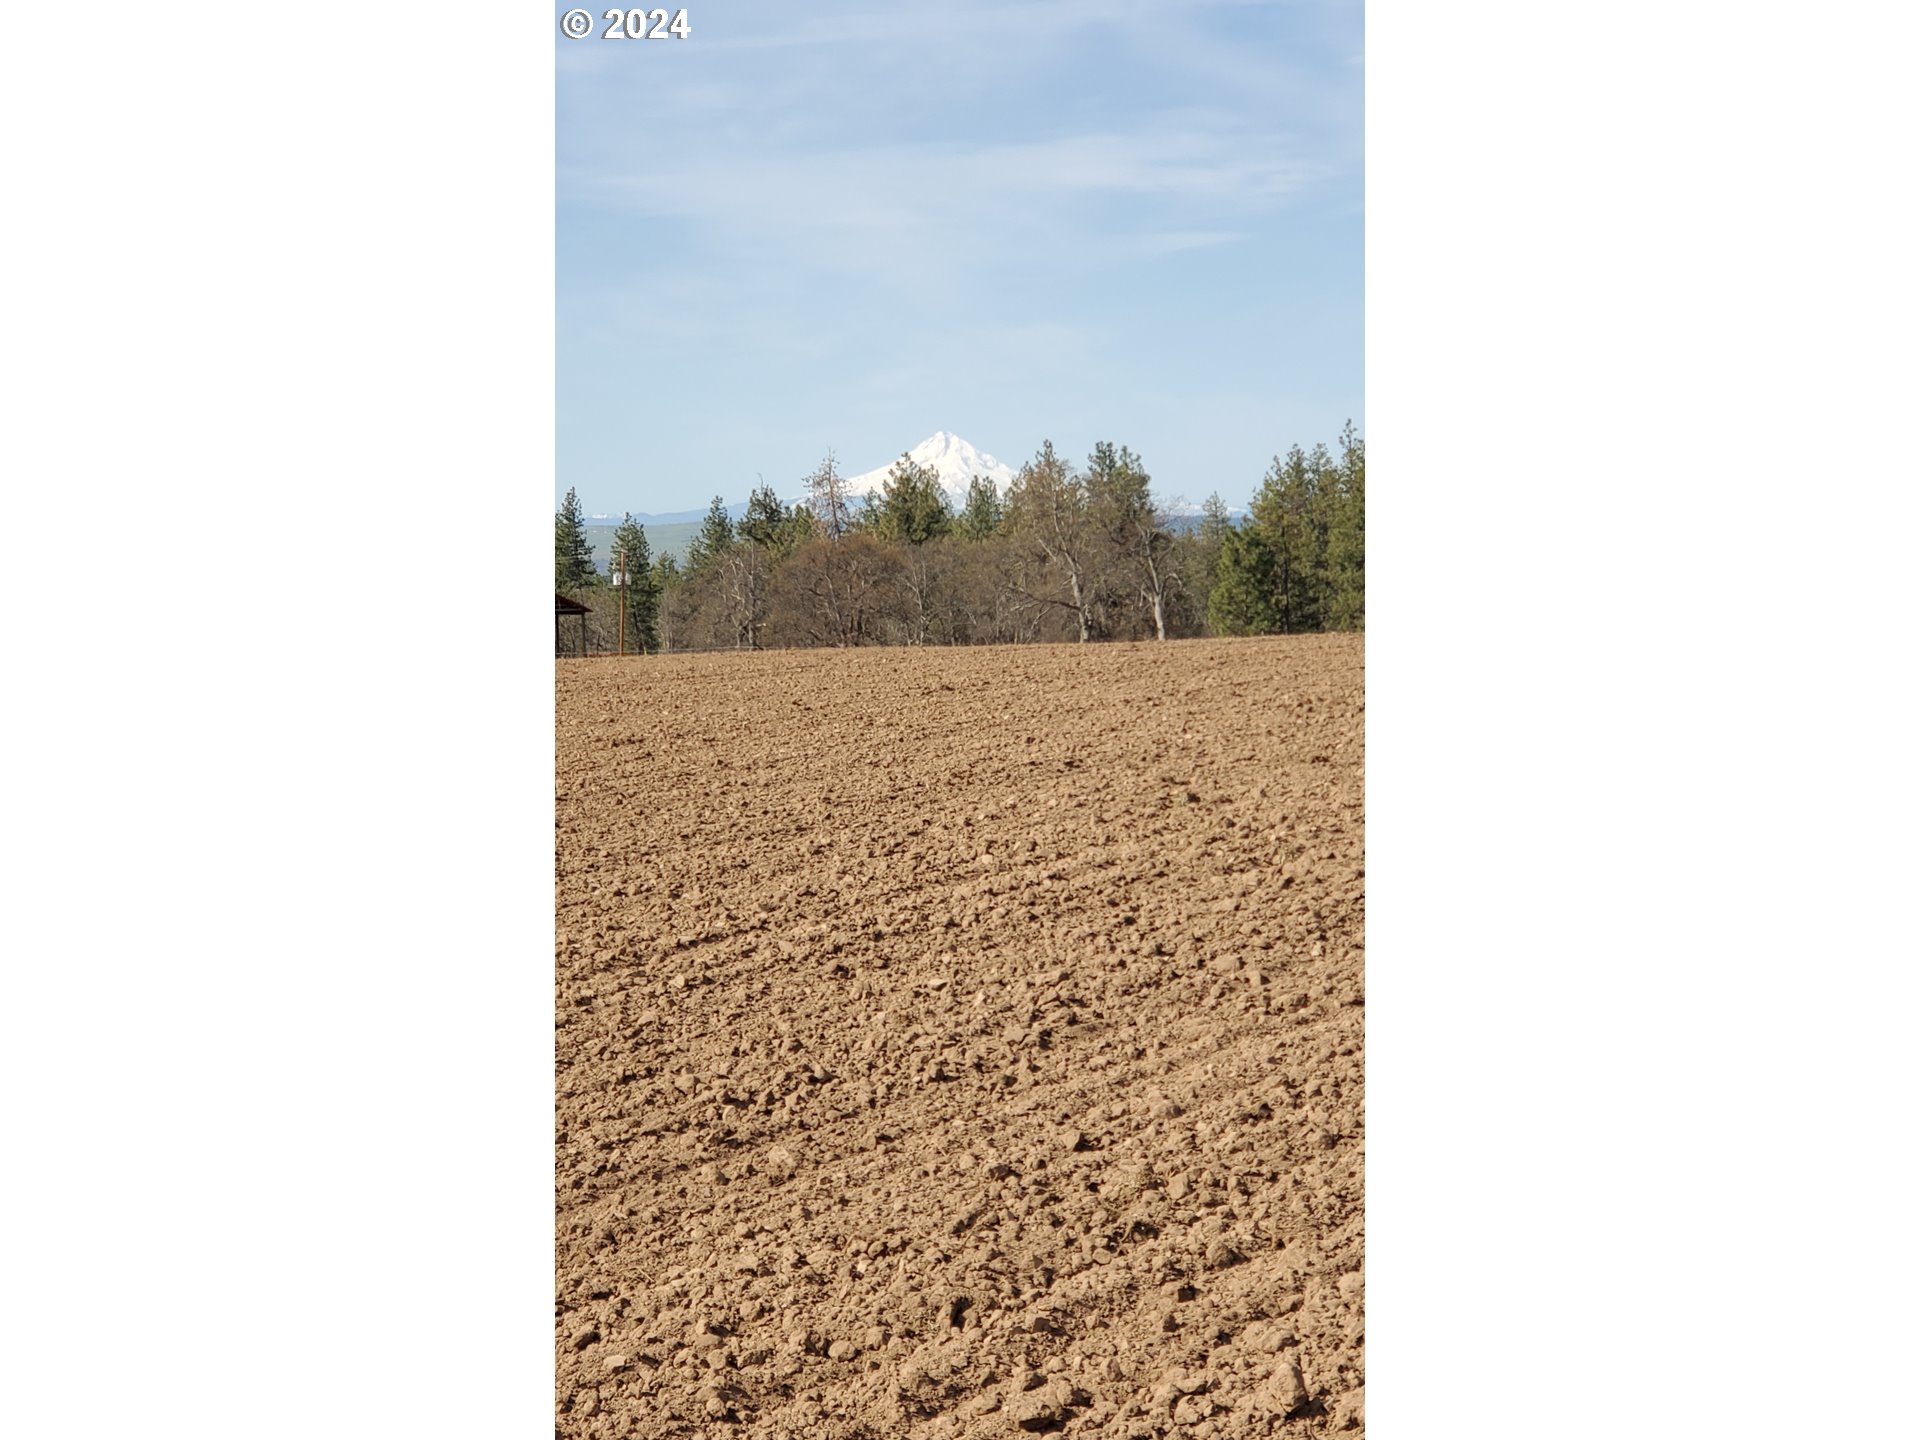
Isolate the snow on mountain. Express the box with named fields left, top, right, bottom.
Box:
left=845, top=431, right=1018, bottom=507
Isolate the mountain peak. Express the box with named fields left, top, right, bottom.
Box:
left=846, top=432, right=1017, bottom=504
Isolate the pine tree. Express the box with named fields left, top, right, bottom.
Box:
left=555, top=486, right=597, bottom=591
left=1086, top=441, right=1174, bottom=639
left=1325, top=421, right=1365, bottom=631
left=734, top=487, right=814, bottom=557
left=956, top=475, right=1004, bottom=540
left=610, top=514, right=661, bottom=653
left=873, top=455, right=953, bottom=545
left=685, top=495, right=734, bottom=573
left=1207, top=523, right=1279, bottom=635
left=1200, top=492, right=1233, bottom=541
left=845, top=491, right=883, bottom=537
left=785, top=501, right=819, bottom=549
left=738, top=485, right=791, bottom=550
left=1181, top=492, right=1234, bottom=635
left=1249, top=446, right=1331, bottom=632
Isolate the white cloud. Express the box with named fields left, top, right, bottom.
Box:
left=569, top=126, right=1321, bottom=287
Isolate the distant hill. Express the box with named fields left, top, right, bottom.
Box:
left=584, top=506, right=716, bottom=527
left=581, top=520, right=701, bottom=573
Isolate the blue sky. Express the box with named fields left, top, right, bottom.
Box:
left=556, top=0, right=1362, bottom=515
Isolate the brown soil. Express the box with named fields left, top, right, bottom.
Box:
left=556, top=636, right=1364, bottom=1439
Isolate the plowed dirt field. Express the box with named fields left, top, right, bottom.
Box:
left=557, top=636, right=1365, bottom=1439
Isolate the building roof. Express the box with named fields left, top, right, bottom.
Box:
left=555, top=592, right=590, bottom=615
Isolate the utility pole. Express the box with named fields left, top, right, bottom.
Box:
left=615, top=546, right=627, bottom=656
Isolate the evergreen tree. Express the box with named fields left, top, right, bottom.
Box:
left=1197, top=493, right=1233, bottom=579
left=873, top=455, right=953, bottom=545
left=845, top=491, right=883, bottom=536
left=1199, top=491, right=1233, bottom=542
left=1325, top=421, right=1365, bottom=631
left=785, top=501, right=819, bottom=549
left=1086, top=441, right=1174, bottom=639
left=1207, top=523, right=1280, bottom=636
left=555, top=486, right=596, bottom=591
left=610, top=514, right=661, bottom=653
left=735, top=487, right=814, bottom=557
left=956, top=474, right=1004, bottom=540
left=1178, top=492, right=1235, bottom=635
left=738, top=484, right=790, bottom=550
left=1085, top=442, right=1148, bottom=510
left=1249, top=446, right=1331, bottom=632
left=685, top=495, right=734, bottom=573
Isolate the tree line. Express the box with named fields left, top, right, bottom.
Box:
left=554, top=425, right=1362, bottom=654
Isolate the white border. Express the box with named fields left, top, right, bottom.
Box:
left=1371, top=2, right=1917, bottom=1432
left=4, top=4, right=553, bottom=1433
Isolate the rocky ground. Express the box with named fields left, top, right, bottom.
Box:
left=556, top=636, right=1364, bottom=1439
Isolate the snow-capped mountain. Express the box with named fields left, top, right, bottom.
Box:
left=845, top=431, right=1018, bottom=507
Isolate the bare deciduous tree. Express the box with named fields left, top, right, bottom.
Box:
left=805, top=450, right=852, bottom=542
left=1004, top=440, right=1100, bottom=643
left=714, top=544, right=769, bottom=650
left=770, top=534, right=902, bottom=647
